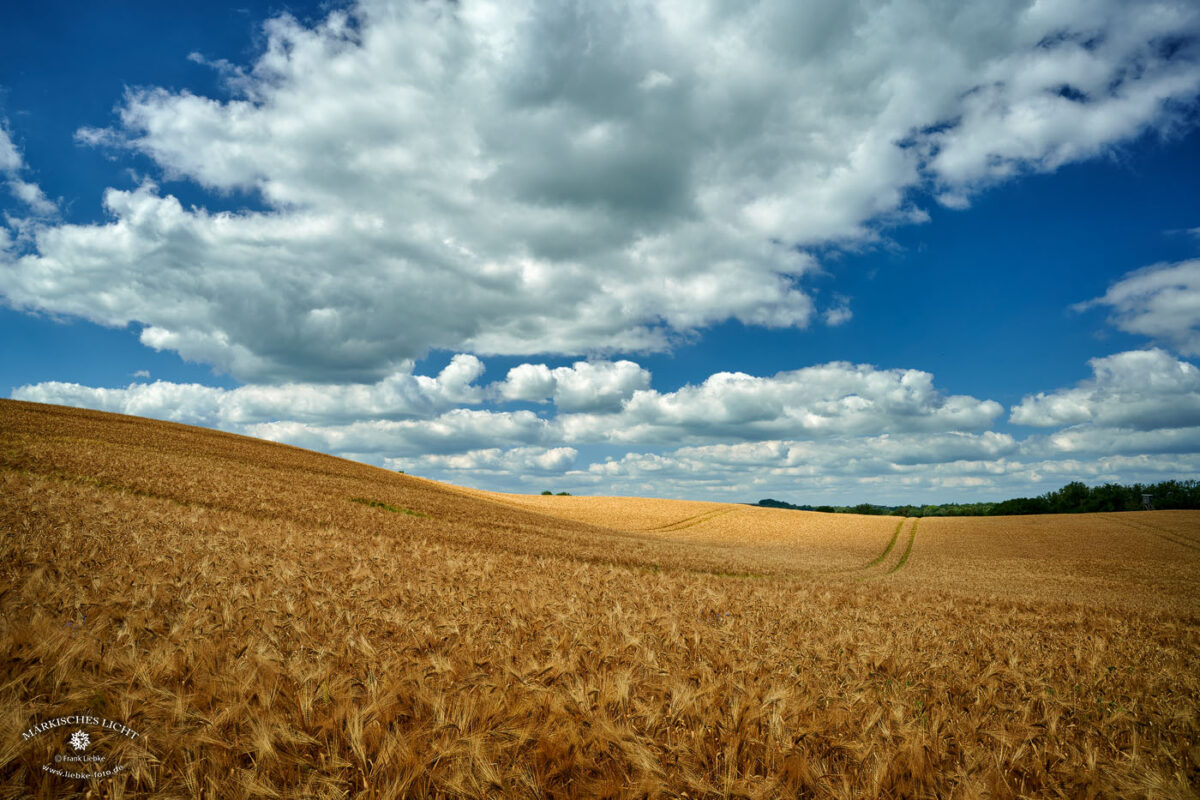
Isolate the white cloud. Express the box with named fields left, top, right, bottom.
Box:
left=0, top=126, right=55, bottom=216
left=7, top=179, right=56, bottom=216
left=0, top=128, right=20, bottom=172
left=1077, top=259, right=1200, bottom=356
left=495, top=363, right=556, bottom=405
left=928, top=4, right=1200, bottom=190
left=11, top=355, right=486, bottom=428
left=615, top=432, right=1020, bottom=475
left=12, top=357, right=1003, bottom=454
left=1037, top=425, right=1200, bottom=457
left=388, top=446, right=577, bottom=476
left=567, top=444, right=1200, bottom=503
left=425, top=354, right=486, bottom=404
left=2, top=0, right=1197, bottom=380
left=15, top=348, right=1200, bottom=502
left=1003, top=348, right=1200, bottom=486
left=245, top=409, right=552, bottom=457
left=1010, top=348, right=1200, bottom=429
left=582, top=433, right=1018, bottom=489
left=822, top=297, right=852, bottom=327
left=495, top=360, right=651, bottom=412
left=559, top=362, right=1004, bottom=444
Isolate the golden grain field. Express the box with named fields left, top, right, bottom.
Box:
left=1, top=398, right=1198, bottom=799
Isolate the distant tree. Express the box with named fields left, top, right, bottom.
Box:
left=757, top=498, right=807, bottom=510
left=541, top=490, right=553, bottom=495
left=1045, top=481, right=1090, bottom=513
left=991, top=496, right=1051, bottom=515
left=751, top=480, right=1198, bottom=517
left=1148, top=479, right=1200, bottom=509
left=1088, top=483, right=1131, bottom=512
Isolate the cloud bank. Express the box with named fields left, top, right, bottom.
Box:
left=15, top=349, right=1200, bottom=502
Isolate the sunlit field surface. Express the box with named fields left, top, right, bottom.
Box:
left=492, top=493, right=1200, bottom=611
left=2, top=399, right=1198, bottom=799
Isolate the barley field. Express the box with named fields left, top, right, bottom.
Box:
left=1, top=399, right=1198, bottom=799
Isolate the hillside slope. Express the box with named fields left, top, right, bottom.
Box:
left=0, top=399, right=894, bottom=579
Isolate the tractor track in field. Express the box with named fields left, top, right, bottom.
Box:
left=1109, top=516, right=1200, bottom=552
left=887, top=518, right=918, bottom=573
left=855, top=517, right=917, bottom=579
left=863, top=517, right=905, bottom=569
left=646, top=507, right=736, bottom=532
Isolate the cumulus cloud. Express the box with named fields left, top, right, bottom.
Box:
left=495, top=360, right=651, bottom=412
left=388, top=446, right=578, bottom=476
left=11, top=355, right=486, bottom=428
left=14, top=356, right=1002, bottom=454
left=1000, top=348, right=1200, bottom=489
left=2, top=0, right=1198, bottom=380
left=1010, top=348, right=1200, bottom=429
left=245, top=409, right=552, bottom=458
left=1077, top=259, right=1200, bottom=356
left=559, top=362, right=1004, bottom=444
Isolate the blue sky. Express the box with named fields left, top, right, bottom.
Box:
left=3, top=0, right=1200, bottom=503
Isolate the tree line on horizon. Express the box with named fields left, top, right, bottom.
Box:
left=756, top=480, right=1200, bottom=517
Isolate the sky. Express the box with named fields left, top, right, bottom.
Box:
left=2, top=0, right=1200, bottom=504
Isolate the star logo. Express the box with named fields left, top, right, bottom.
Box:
left=68, top=730, right=90, bottom=752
